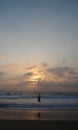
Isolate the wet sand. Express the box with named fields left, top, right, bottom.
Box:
left=0, top=109, right=78, bottom=129
left=0, top=109, right=78, bottom=120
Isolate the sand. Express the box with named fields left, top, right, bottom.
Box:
left=0, top=109, right=78, bottom=120
left=0, top=109, right=78, bottom=129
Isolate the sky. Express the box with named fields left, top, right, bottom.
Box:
left=0, top=0, right=78, bottom=92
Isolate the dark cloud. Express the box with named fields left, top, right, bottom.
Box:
left=68, top=70, right=77, bottom=75
left=23, top=72, right=34, bottom=77
left=0, top=63, right=78, bottom=92
left=37, top=80, right=78, bottom=88
left=46, top=66, right=78, bottom=78
left=0, top=71, right=6, bottom=77
left=17, top=72, right=35, bottom=88
left=47, top=66, right=69, bottom=73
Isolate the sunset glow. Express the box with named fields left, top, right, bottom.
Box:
left=0, top=0, right=78, bottom=92
left=32, top=74, right=41, bottom=82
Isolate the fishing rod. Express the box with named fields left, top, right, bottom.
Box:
left=32, top=81, right=42, bottom=102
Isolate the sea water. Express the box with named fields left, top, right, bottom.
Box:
left=0, top=91, right=78, bottom=109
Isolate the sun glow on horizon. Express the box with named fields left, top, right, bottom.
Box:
left=32, top=74, right=41, bottom=82
left=30, top=68, right=44, bottom=82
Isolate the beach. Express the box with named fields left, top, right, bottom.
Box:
left=0, top=109, right=78, bottom=120
left=0, top=109, right=78, bottom=129
left=0, top=92, right=78, bottom=129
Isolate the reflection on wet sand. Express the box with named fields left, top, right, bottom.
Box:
left=37, top=112, right=41, bottom=119
left=0, top=109, right=78, bottom=120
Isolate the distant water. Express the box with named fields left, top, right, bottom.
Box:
left=0, top=91, right=78, bottom=110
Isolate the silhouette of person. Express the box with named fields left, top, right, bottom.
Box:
left=38, top=93, right=41, bottom=102
left=37, top=112, right=41, bottom=118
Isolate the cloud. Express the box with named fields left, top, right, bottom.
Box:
left=37, top=80, right=78, bottom=88
left=46, top=66, right=78, bottom=78
left=0, top=63, right=24, bottom=82
left=30, top=65, right=78, bottom=92
left=0, top=62, right=78, bottom=92
left=25, top=63, right=48, bottom=72
left=0, top=54, right=7, bottom=60
left=0, top=63, right=18, bottom=70
left=23, top=65, right=78, bottom=85
left=0, top=71, right=6, bottom=77
left=36, top=80, right=78, bottom=92
left=18, top=80, right=33, bottom=87
left=25, top=65, right=37, bottom=70
left=23, top=72, right=34, bottom=77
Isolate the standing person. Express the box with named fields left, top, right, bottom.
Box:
left=38, top=93, right=41, bottom=102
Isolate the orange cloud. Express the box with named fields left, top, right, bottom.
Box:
left=0, top=63, right=78, bottom=92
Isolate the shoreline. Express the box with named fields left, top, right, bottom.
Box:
left=0, top=109, right=78, bottom=120
left=0, top=109, right=78, bottom=129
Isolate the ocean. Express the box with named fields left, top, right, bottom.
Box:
left=0, top=91, right=78, bottom=110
